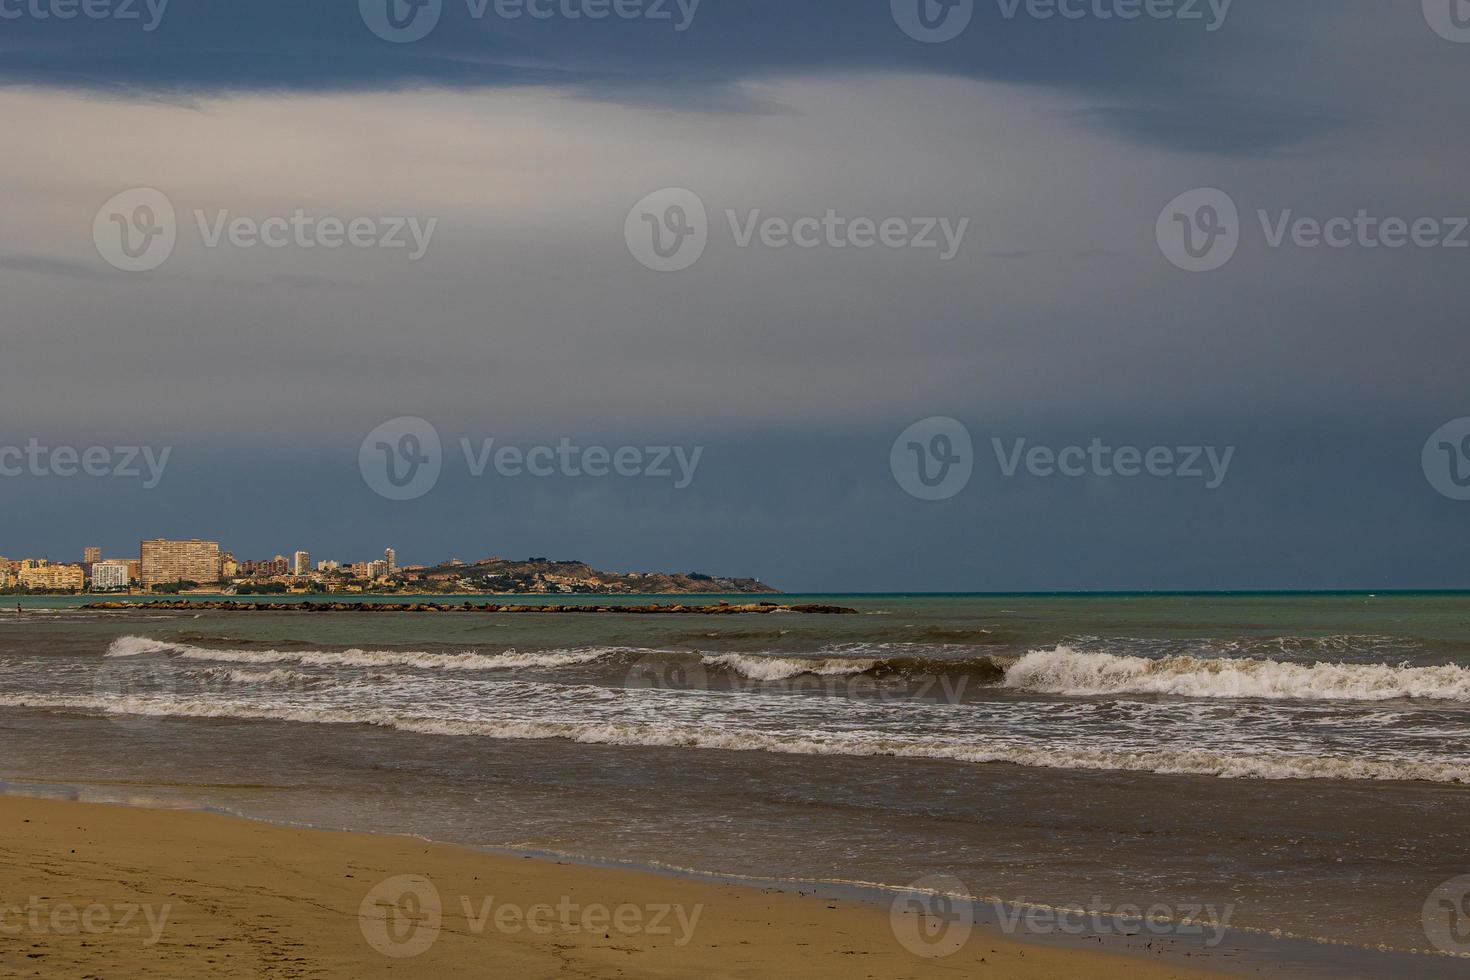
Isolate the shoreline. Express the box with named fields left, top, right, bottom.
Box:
left=7, top=593, right=1469, bottom=976
left=80, top=599, right=859, bottom=614
left=0, top=791, right=1231, bottom=979
left=2, top=778, right=1462, bottom=979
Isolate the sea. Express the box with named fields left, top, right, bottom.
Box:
left=2, top=592, right=1468, bottom=972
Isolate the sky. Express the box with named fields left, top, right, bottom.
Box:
left=1, top=0, right=1468, bottom=591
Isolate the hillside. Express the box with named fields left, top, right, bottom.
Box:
left=414, top=558, right=778, bottom=595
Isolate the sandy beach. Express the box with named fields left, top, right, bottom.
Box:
left=0, top=794, right=1226, bottom=979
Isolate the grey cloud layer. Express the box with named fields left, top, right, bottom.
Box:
left=0, top=0, right=1436, bottom=155
left=1, top=3, right=1467, bottom=588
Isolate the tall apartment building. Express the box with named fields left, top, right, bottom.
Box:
left=140, top=539, right=222, bottom=588
left=241, top=557, right=289, bottom=578
left=293, top=551, right=312, bottom=576
left=349, top=561, right=388, bottom=580
left=385, top=547, right=397, bottom=572
left=91, top=560, right=131, bottom=591
left=18, top=561, right=85, bottom=591
left=84, top=546, right=101, bottom=564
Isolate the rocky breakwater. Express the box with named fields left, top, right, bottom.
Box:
left=83, top=600, right=858, bottom=615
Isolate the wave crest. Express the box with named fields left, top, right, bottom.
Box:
left=3, top=693, right=1465, bottom=783
left=700, top=651, right=1011, bottom=681
left=1003, top=646, right=1470, bottom=702
left=105, top=636, right=637, bottom=672
left=701, top=654, right=878, bottom=681
left=187, top=667, right=323, bottom=687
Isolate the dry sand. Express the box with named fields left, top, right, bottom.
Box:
left=0, top=794, right=1225, bottom=978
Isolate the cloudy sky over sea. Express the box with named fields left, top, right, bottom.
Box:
left=1, top=1, right=1467, bottom=590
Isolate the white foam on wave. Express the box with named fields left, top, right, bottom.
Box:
left=187, top=667, right=323, bottom=687
left=702, top=653, right=878, bottom=681
left=1004, top=646, right=1470, bottom=702
left=3, top=693, right=1466, bottom=783
left=177, top=648, right=622, bottom=671
left=106, top=636, right=192, bottom=657
left=104, top=636, right=634, bottom=672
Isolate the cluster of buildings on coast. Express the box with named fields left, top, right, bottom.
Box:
left=0, top=540, right=410, bottom=595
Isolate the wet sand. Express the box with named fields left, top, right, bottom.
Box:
left=0, top=795, right=1224, bottom=979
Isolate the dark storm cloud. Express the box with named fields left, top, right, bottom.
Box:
left=0, top=0, right=1378, bottom=154
left=3, top=2, right=1467, bottom=590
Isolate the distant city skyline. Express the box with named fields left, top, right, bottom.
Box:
left=1, top=538, right=410, bottom=592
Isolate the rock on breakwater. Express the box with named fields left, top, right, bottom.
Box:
left=83, top=600, right=858, bottom=615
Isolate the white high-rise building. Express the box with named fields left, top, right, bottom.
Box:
left=293, top=551, right=312, bottom=576
left=385, top=547, right=397, bottom=572
left=91, top=561, right=130, bottom=591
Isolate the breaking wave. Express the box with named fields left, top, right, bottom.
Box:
left=101, top=636, right=1470, bottom=703
left=186, top=667, right=325, bottom=688
left=2, top=692, right=1464, bottom=783
left=702, top=654, right=879, bottom=681
left=105, top=636, right=640, bottom=672
left=700, top=651, right=1012, bottom=681
left=106, top=636, right=193, bottom=658
left=1004, top=647, right=1470, bottom=702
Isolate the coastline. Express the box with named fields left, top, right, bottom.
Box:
left=80, top=599, right=859, bottom=615
left=0, top=793, right=1228, bottom=979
